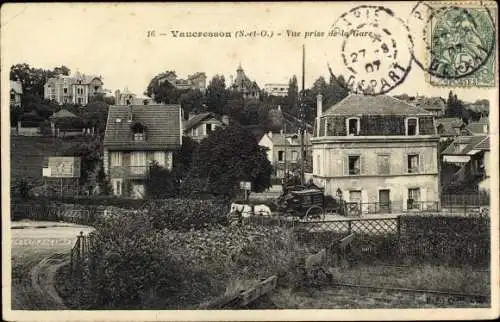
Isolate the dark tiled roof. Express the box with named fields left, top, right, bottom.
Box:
left=184, top=112, right=221, bottom=131
left=103, top=105, right=181, bottom=150
left=323, top=94, right=432, bottom=116
left=441, top=135, right=488, bottom=155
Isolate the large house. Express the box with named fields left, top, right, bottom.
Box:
left=311, top=94, right=440, bottom=213
left=115, top=88, right=154, bottom=106
left=159, top=71, right=207, bottom=93
left=259, top=131, right=312, bottom=179
left=103, top=104, right=182, bottom=198
left=441, top=135, right=490, bottom=193
left=10, top=80, right=22, bottom=107
left=44, top=71, right=104, bottom=105
left=230, top=65, right=260, bottom=99
left=264, top=83, right=289, bottom=97
left=183, top=112, right=227, bottom=143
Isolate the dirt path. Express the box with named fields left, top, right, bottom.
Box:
left=30, top=253, right=69, bottom=309
left=10, top=223, right=93, bottom=310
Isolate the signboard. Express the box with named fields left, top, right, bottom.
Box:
left=43, top=157, right=81, bottom=178
left=239, top=181, right=252, bottom=190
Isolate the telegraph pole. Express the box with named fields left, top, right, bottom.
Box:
left=299, top=44, right=306, bottom=186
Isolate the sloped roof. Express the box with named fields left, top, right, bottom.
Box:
left=323, top=94, right=432, bottom=116
left=46, top=73, right=102, bottom=86
left=10, top=80, right=22, bottom=94
left=265, top=132, right=312, bottom=146
left=435, top=117, right=470, bottom=136
left=104, top=105, right=181, bottom=150
left=416, top=96, right=446, bottom=111
left=473, top=136, right=490, bottom=150
left=441, top=135, right=487, bottom=155
left=49, top=109, right=78, bottom=119
left=467, top=118, right=489, bottom=134
left=184, top=112, right=221, bottom=131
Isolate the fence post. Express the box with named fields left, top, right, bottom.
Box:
left=348, top=220, right=352, bottom=235
left=397, top=216, right=401, bottom=239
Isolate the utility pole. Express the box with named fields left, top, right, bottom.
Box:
left=299, top=44, right=306, bottom=186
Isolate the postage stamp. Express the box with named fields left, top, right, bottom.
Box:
left=408, top=1, right=497, bottom=87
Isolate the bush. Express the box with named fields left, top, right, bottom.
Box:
left=145, top=198, right=231, bottom=231
left=85, top=213, right=303, bottom=309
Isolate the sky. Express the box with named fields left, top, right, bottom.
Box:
left=1, top=2, right=497, bottom=103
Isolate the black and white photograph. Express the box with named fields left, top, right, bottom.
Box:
left=2, top=2, right=498, bottom=321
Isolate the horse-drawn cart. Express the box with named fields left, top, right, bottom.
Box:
left=276, top=185, right=347, bottom=220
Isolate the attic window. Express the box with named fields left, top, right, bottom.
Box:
left=346, top=117, right=360, bottom=136
left=406, top=117, right=419, bottom=136
left=131, top=122, right=146, bottom=141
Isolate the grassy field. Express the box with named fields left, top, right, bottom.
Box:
left=270, top=264, right=490, bottom=309
left=10, top=136, right=89, bottom=184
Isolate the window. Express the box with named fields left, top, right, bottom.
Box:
left=348, top=155, right=360, bottom=175
left=110, top=152, right=122, bottom=167
left=291, top=151, right=298, bottom=161
left=377, top=154, right=390, bottom=174
left=346, top=117, right=360, bottom=136
left=131, top=152, right=147, bottom=175
left=10, top=93, right=15, bottom=100
left=77, top=97, right=83, bottom=104
left=406, top=117, right=419, bottom=135
left=407, top=154, right=419, bottom=173
left=153, top=151, right=165, bottom=167
left=349, top=190, right=362, bottom=203
left=134, top=133, right=145, bottom=141
left=408, top=188, right=421, bottom=210
left=206, top=123, right=212, bottom=134
left=278, top=151, right=285, bottom=162
left=63, top=88, right=68, bottom=94
left=111, top=179, right=123, bottom=196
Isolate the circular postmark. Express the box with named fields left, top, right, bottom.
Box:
left=408, top=1, right=496, bottom=79
left=331, top=6, right=413, bottom=95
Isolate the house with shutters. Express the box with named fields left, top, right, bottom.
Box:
left=183, top=112, right=227, bottom=143
left=311, top=94, right=440, bottom=213
left=258, top=131, right=312, bottom=179
left=103, top=104, right=182, bottom=198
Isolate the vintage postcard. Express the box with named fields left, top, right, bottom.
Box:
left=1, top=1, right=499, bottom=321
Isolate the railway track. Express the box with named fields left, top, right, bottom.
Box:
left=330, top=282, right=490, bottom=303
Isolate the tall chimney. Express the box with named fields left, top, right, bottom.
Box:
left=115, top=89, right=121, bottom=105
left=316, top=93, right=323, bottom=137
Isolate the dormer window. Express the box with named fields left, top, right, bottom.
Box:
left=346, top=117, right=360, bottom=136
left=406, top=117, right=419, bottom=136
left=131, top=122, right=146, bottom=141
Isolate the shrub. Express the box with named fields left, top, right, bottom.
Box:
left=85, top=213, right=303, bottom=309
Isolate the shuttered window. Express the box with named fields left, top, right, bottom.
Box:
left=110, top=152, right=122, bottom=167
left=377, top=155, right=390, bottom=174
left=153, top=151, right=166, bottom=167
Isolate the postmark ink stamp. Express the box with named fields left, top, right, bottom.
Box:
left=408, top=1, right=496, bottom=87
left=332, top=6, right=413, bottom=95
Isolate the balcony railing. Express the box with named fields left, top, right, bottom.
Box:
left=110, top=166, right=150, bottom=178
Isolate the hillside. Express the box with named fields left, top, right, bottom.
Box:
left=10, top=136, right=91, bottom=184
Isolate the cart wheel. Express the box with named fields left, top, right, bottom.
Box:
left=305, top=205, right=324, bottom=221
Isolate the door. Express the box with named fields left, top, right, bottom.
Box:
left=379, top=189, right=391, bottom=213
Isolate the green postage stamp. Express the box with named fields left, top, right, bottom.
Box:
left=426, top=3, right=497, bottom=87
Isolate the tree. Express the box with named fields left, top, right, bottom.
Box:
left=446, top=91, right=466, bottom=118
left=206, top=75, right=227, bottom=115
left=286, top=75, right=299, bottom=116
left=145, top=71, right=183, bottom=104
left=179, top=89, right=205, bottom=119
left=145, top=161, right=179, bottom=198
left=172, top=136, right=199, bottom=179
left=182, top=125, right=273, bottom=196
